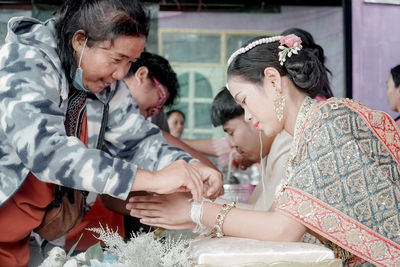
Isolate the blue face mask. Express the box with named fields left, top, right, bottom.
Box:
left=72, top=38, right=91, bottom=93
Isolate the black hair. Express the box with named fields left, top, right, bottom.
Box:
left=166, top=109, right=185, bottom=121
left=210, top=87, right=244, bottom=127
left=227, top=35, right=329, bottom=99
left=54, top=0, right=149, bottom=82
left=127, top=51, right=179, bottom=107
left=281, top=28, right=333, bottom=98
left=391, top=65, right=400, bottom=88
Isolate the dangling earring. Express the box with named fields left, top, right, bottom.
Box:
left=273, top=86, right=285, bottom=121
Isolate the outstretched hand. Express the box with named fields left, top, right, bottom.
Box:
left=131, top=159, right=204, bottom=202
left=126, top=192, right=196, bottom=230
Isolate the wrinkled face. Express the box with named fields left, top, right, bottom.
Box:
left=223, top=116, right=273, bottom=162
left=127, top=71, right=170, bottom=118
left=167, top=112, right=185, bottom=138
left=76, top=34, right=146, bottom=93
left=386, top=74, right=400, bottom=112
left=227, top=75, right=283, bottom=137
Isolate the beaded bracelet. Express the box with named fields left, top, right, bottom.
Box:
left=211, top=201, right=236, bottom=238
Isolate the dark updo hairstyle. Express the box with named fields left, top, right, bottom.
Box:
left=227, top=35, right=330, bottom=99
left=128, top=52, right=179, bottom=107
left=55, top=0, right=150, bottom=82
left=390, top=65, right=400, bottom=88
left=282, top=28, right=333, bottom=98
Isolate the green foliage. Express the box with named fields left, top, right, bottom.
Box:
left=84, top=242, right=104, bottom=265
left=67, top=233, right=83, bottom=257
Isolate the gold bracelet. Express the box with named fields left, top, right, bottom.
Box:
left=210, top=201, right=236, bottom=238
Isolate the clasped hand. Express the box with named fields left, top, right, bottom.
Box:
left=133, top=160, right=223, bottom=203
left=126, top=192, right=196, bottom=230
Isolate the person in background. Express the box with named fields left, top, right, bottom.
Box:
left=167, top=109, right=186, bottom=138
left=210, top=87, right=291, bottom=210
left=386, top=64, right=400, bottom=127
left=0, top=0, right=222, bottom=265
left=126, top=51, right=177, bottom=120
left=128, top=33, right=400, bottom=266
left=125, top=51, right=171, bottom=132
left=123, top=52, right=216, bottom=169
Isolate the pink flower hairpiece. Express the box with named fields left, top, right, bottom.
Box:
left=278, top=34, right=302, bottom=66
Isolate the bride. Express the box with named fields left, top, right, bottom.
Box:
left=128, top=34, right=400, bottom=266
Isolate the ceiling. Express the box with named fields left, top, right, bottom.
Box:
left=0, top=0, right=342, bottom=10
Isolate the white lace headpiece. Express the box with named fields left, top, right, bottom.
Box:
left=227, top=34, right=303, bottom=66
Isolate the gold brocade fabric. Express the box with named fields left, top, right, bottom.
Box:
left=277, top=97, right=400, bottom=267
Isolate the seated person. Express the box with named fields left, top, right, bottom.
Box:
left=125, top=86, right=292, bottom=220
left=128, top=34, right=399, bottom=266
left=183, top=28, right=333, bottom=170
left=210, top=87, right=292, bottom=210
left=386, top=64, right=400, bottom=127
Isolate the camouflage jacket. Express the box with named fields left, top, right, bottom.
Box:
left=0, top=17, right=193, bottom=206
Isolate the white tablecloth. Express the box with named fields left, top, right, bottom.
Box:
left=189, top=237, right=341, bottom=267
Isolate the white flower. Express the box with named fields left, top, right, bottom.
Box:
left=39, top=247, right=66, bottom=267
left=63, top=258, right=79, bottom=267
left=40, top=225, right=192, bottom=267
left=278, top=41, right=303, bottom=66
left=74, top=252, right=86, bottom=262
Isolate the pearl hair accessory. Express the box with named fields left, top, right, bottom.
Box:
left=227, top=34, right=303, bottom=67
left=227, top=35, right=283, bottom=66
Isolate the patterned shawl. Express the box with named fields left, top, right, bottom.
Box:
left=276, top=97, right=400, bottom=266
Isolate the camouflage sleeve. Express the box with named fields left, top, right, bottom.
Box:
left=103, top=80, right=195, bottom=172
left=0, top=43, right=135, bottom=200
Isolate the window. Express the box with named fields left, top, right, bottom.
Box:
left=160, top=29, right=272, bottom=139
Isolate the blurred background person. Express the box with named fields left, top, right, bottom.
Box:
left=167, top=109, right=186, bottom=138
left=126, top=51, right=177, bottom=125
left=386, top=64, right=400, bottom=127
